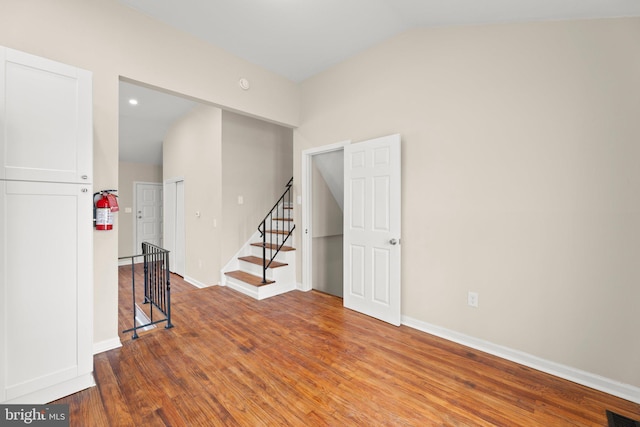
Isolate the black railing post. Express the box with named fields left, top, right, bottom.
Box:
left=130, top=259, right=138, bottom=339
left=262, top=218, right=267, bottom=283
left=164, top=250, right=173, bottom=329
left=119, top=242, right=173, bottom=339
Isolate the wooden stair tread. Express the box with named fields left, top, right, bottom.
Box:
left=264, top=229, right=290, bottom=235
left=238, top=256, right=288, bottom=269
left=251, top=243, right=295, bottom=251
left=224, top=270, right=274, bottom=286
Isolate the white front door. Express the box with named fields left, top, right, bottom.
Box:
left=343, top=134, right=401, bottom=325
left=135, top=182, right=163, bottom=251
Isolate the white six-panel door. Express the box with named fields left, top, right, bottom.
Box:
left=135, top=182, right=163, bottom=251
left=343, top=134, right=401, bottom=326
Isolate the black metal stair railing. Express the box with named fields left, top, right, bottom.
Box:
left=258, top=178, right=295, bottom=283
left=118, top=242, right=174, bottom=339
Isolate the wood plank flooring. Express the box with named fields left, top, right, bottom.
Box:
left=55, top=267, right=640, bottom=426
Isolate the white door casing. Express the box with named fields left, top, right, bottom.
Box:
left=343, top=134, right=401, bottom=326
left=164, top=179, right=185, bottom=276
left=175, top=180, right=185, bottom=276
left=135, top=182, right=163, bottom=252
left=301, top=140, right=351, bottom=292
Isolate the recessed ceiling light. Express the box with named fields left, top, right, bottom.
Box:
left=129, top=98, right=138, bottom=105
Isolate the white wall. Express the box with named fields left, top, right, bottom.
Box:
left=162, top=108, right=293, bottom=286
left=164, top=105, right=223, bottom=286
left=295, top=18, right=640, bottom=389
left=221, top=110, right=294, bottom=265
left=117, top=162, right=163, bottom=258
left=0, top=0, right=299, bottom=347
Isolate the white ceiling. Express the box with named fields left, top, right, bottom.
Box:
left=119, top=81, right=197, bottom=165
left=118, top=0, right=640, bottom=164
left=119, top=0, right=640, bottom=82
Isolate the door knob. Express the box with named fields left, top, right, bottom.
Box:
left=389, top=238, right=399, bottom=245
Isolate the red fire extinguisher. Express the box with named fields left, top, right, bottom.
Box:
left=95, top=194, right=113, bottom=230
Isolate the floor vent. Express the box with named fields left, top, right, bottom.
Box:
left=607, top=410, right=640, bottom=427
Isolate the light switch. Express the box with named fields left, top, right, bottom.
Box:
left=238, top=196, right=244, bottom=205
left=124, top=207, right=132, bottom=214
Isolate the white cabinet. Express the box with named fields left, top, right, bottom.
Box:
left=0, top=46, right=94, bottom=404
left=0, top=181, right=94, bottom=403
left=0, top=47, right=92, bottom=184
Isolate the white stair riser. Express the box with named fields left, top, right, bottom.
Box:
left=249, top=246, right=295, bottom=262
left=263, top=219, right=293, bottom=229
left=225, top=275, right=296, bottom=301
left=237, top=261, right=294, bottom=283
left=260, top=233, right=294, bottom=246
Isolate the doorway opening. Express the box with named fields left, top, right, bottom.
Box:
left=301, top=141, right=350, bottom=296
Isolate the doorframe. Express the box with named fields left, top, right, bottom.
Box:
left=301, top=140, right=350, bottom=292
left=164, top=176, right=186, bottom=276
left=132, top=181, right=163, bottom=257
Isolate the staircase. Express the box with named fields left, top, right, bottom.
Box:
left=222, top=179, right=297, bottom=300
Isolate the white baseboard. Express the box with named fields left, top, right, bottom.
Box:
left=183, top=275, right=214, bottom=289
left=118, top=258, right=142, bottom=267
left=3, top=373, right=95, bottom=404
left=402, top=315, right=640, bottom=405
left=93, top=337, right=122, bottom=355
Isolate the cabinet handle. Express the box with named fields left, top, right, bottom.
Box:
left=81, top=175, right=88, bottom=180
left=81, top=188, right=88, bottom=193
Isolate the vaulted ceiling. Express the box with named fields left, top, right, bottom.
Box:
left=119, top=0, right=640, bottom=82
left=117, top=0, right=640, bottom=164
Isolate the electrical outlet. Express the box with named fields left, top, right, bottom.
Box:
left=468, top=291, right=479, bottom=308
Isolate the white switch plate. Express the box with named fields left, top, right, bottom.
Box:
left=468, top=291, right=479, bottom=308
left=238, top=196, right=244, bottom=205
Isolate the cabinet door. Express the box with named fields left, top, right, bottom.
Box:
left=0, top=47, right=92, bottom=183
left=0, top=180, right=93, bottom=402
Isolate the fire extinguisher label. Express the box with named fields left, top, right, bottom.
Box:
left=96, top=208, right=113, bottom=230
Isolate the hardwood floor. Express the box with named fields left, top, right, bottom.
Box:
left=55, top=267, right=640, bottom=426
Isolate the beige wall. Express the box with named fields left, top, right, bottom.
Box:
left=0, top=0, right=298, bottom=347
left=2, top=0, right=637, bottom=395
left=164, top=105, right=223, bottom=286
left=295, top=18, right=640, bottom=388
left=221, top=110, right=294, bottom=265
left=162, top=108, right=293, bottom=286
left=117, top=162, right=163, bottom=258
